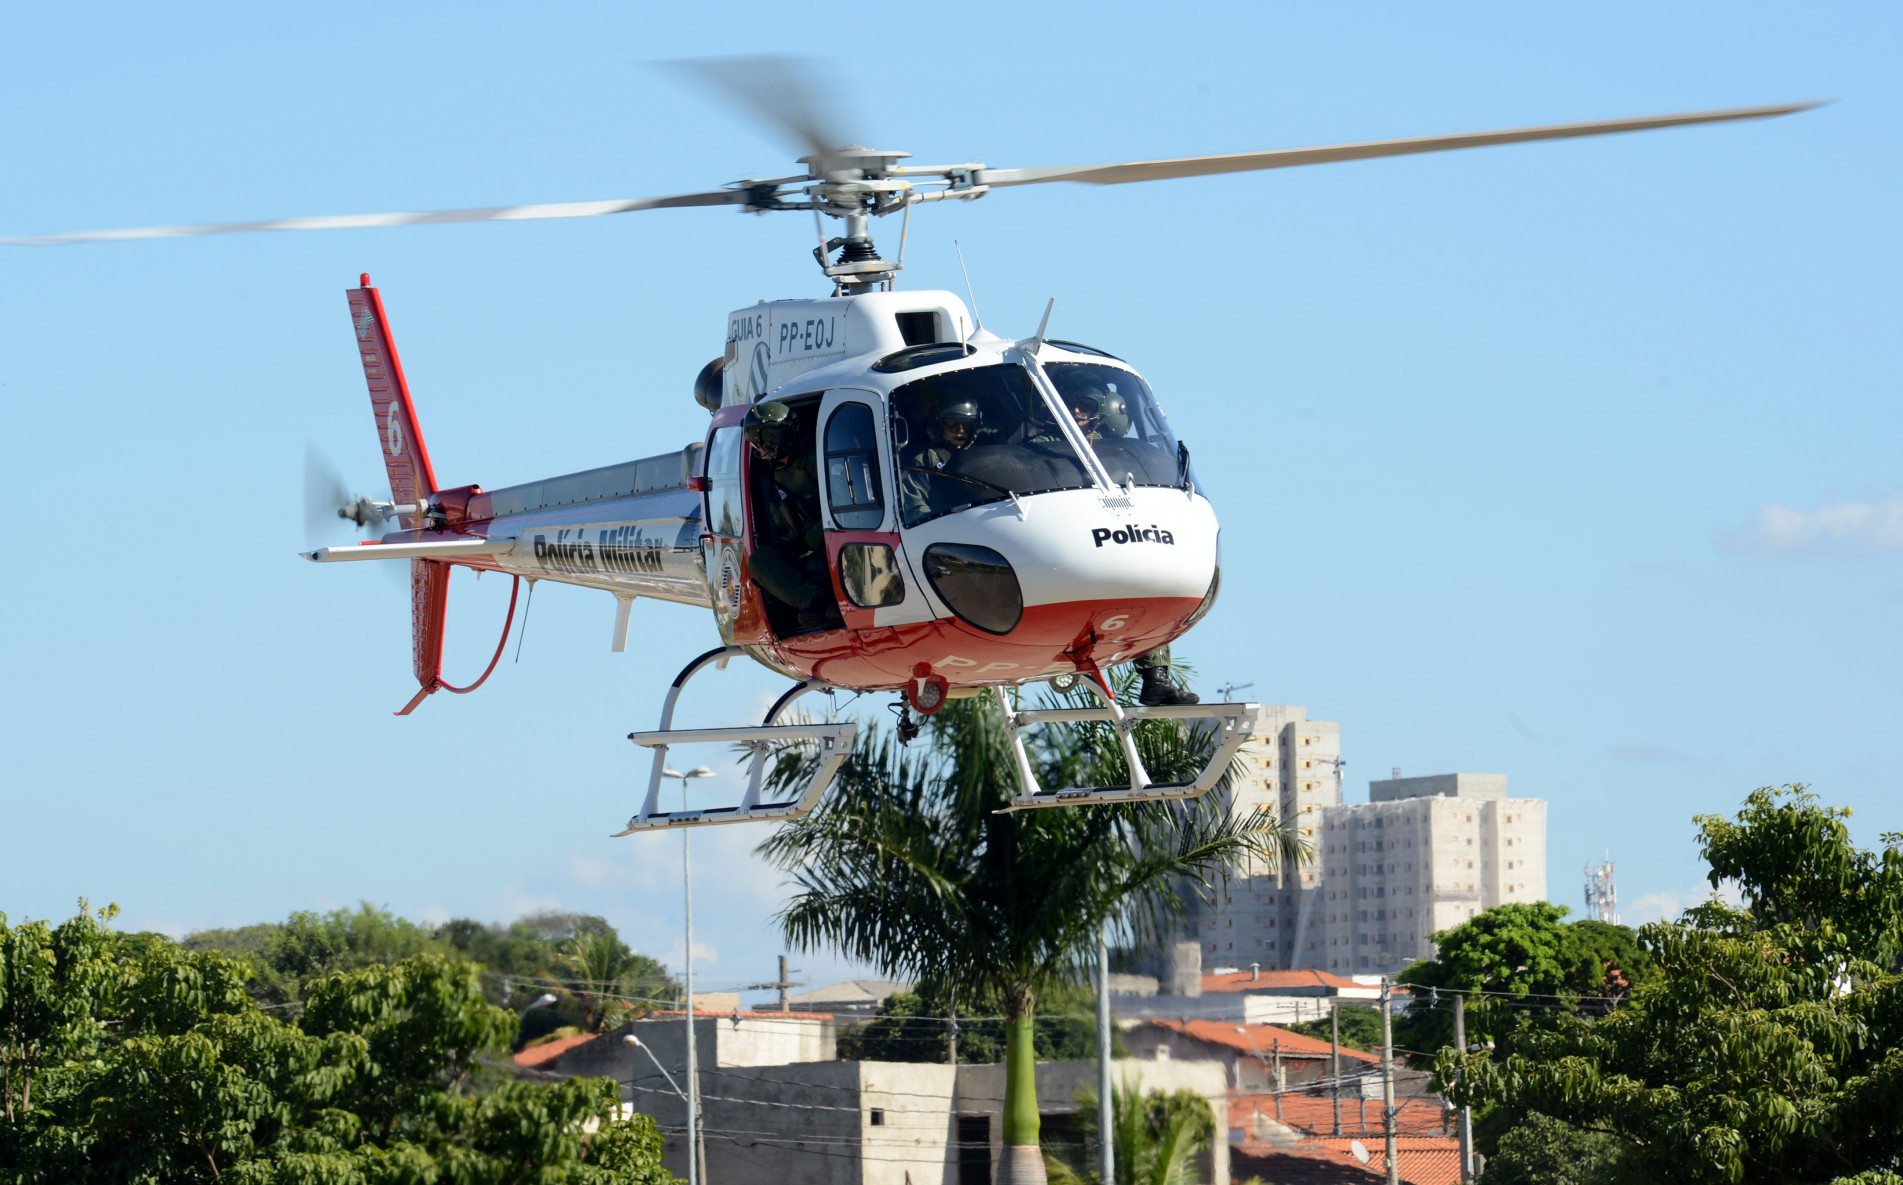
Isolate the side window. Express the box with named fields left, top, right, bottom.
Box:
left=705, top=426, right=745, bottom=538
left=824, top=402, right=885, bottom=529
left=839, top=543, right=905, bottom=608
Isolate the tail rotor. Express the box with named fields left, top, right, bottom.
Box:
left=304, top=442, right=405, bottom=546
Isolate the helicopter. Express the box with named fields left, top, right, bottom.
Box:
left=8, top=62, right=1813, bottom=831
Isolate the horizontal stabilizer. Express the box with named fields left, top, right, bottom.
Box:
left=303, top=538, right=513, bottom=563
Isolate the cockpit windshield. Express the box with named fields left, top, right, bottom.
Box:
left=891, top=363, right=1095, bottom=527
left=1042, top=362, right=1183, bottom=490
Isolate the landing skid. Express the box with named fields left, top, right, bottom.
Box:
left=615, top=645, right=857, bottom=833
left=993, top=683, right=1260, bottom=812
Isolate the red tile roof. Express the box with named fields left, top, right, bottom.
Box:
left=512, top=1031, right=600, bottom=1068
left=1230, top=1091, right=1452, bottom=1138
left=1233, top=1138, right=1461, bottom=1185
left=1147, top=1018, right=1381, bottom=1064
left=1202, top=969, right=1366, bottom=994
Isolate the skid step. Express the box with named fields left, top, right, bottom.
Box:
left=994, top=684, right=1259, bottom=812
left=615, top=645, right=858, bottom=834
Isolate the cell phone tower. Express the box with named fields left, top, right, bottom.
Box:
left=1584, top=853, right=1618, bottom=924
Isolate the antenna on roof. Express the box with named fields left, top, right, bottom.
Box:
left=1584, top=852, right=1618, bottom=924
left=954, top=240, right=984, bottom=336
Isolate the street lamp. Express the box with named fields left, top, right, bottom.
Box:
left=623, top=1032, right=687, bottom=1101
left=663, top=765, right=714, bottom=1185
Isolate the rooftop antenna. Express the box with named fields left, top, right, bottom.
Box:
left=954, top=239, right=984, bottom=336
left=1584, top=852, right=1618, bottom=924
left=1216, top=680, right=1254, bottom=701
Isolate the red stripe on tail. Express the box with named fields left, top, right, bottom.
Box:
left=348, top=278, right=448, bottom=714
left=396, top=559, right=451, bottom=714
left=346, top=281, right=438, bottom=513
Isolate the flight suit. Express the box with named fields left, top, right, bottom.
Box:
left=900, top=444, right=955, bottom=523
left=750, top=453, right=828, bottom=612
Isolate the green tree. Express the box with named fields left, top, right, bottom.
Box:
left=0, top=901, right=120, bottom=1126
left=760, top=686, right=1295, bottom=1183
left=1480, top=1112, right=1626, bottom=1185
left=1440, top=786, right=1903, bottom=1185
left=837, top=981, right=1125, bottom=1064
left=184, top=903, right=453, bottom=1006
left=1394, top=903, right=1652, bottom=1060
left=186, top=905, right=680, bottom=1046
left=1281, top=1003, right=1383, bottom=1052
left=0, top=905, right=677, bottom=1183
left=438, top=912, right=677, bottom=1045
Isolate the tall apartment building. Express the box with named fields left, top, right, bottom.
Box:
left=1181, top=706, right=1342, bottom=972
left=1314, top=774, right=1547, bottom=974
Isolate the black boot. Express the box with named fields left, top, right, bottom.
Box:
left=1138, top=665, right=1199, bottom=706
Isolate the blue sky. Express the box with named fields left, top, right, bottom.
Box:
left=3, top=3, right=1897, bottom=998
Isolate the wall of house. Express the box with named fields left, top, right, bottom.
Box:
left=955, top=1058, right=1232, bottom=1184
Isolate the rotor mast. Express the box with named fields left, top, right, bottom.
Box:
left=795, top=145, right=984, bottom=293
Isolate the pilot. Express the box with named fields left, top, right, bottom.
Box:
left=1095, top=390, right=1131, bottom=438
left=743, top=401, right=831, bottom=627
left=902, top=398, right=984, bottom=520
left=1064, top=390, right=1103, bottom=439
left=1034, top=386, right=1103, bottom=443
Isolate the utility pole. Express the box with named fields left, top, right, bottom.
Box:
left=1330, top=1003, right=1342, bottom=1136
left=1096, top=920, right=1115, bottom=1185
left=743, top=956, right=801, bottom=1012
left=1381, top=979, right=1399, bottom=1185
left=1272, top=1038, right=1283, bottom=1121
left=1454, top=993, right=1473, bottom=1183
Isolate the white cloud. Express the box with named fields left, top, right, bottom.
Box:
left=1717, top=492, right=1903, bottom=558
left=1622, top=879, right=1744, bottom=926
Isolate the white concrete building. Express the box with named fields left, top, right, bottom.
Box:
left=521, top=1010, right=1231, bottom=1184
left=1315, top=774, right=1547, bottom=974
left=1182, top=706, right=1342, bottom=971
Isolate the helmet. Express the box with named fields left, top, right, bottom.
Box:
left=1097, top=390, right=1131, bottom=437
left=693, top=357, right=726, bottom=413
left=743, top=401, right=795, bottom=456
left=937, top=397, right=983, bottom=423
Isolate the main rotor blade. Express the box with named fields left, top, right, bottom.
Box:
left=3, top=189, right=744, bottom=246
left=980, top=101, right=1821, bottom=189
left=667, top=55, right=849, bottom=173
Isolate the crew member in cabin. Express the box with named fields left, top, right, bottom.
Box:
left=742, top=401, right=835, bottom=629
left=900, top=397, right=985, bottom=522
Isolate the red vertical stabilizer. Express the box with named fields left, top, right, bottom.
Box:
left=398, top=560, right=451, bottom=714
left=347, top=277, right=447, bottom=714
left=346, top=278, right=438, bottom=512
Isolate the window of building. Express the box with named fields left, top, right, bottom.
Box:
left=870, top=1108, right=886, bottom=1126
left=957, top=1116, right=991, bottom=1185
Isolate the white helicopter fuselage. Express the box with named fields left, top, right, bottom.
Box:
left=435, top=289, right=1220, bottom=696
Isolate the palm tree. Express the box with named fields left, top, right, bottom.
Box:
left=757, top=681, right=1300, bottom=1184
left=1054, top=1083, right=1214, bottom=1185
left=560, top=931, right=638, bottom=1032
